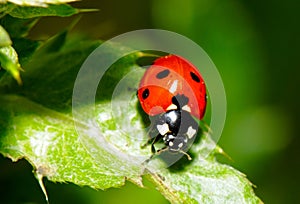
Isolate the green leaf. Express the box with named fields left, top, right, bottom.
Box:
left=8, top=3, right=79, bottom=18
left=0, top=35, right=262, bottom=203
left=10, top=38, right=40, bottom=65
left=0, top=25, right=11, bottom=46
left=0, top=34, right=100, bottom=108
left=145, top=134, right=262, bottom=203
left=0, top=36, right=146, bottom=189
left=0, top=45, right=22, bottom=84
left=0, top=95, right=127, bottom=189
left=2, top=0, right=78, bottom=7
left=36, top=31, right=67, bottom=57
left=0, top=15, right=39, bottom=38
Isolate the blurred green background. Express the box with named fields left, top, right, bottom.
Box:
left=1, top=0, right=299, bottom=203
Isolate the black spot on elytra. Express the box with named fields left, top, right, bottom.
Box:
left=142, top=88, right=150, bottom=99
left=156, top=69, right=170, bottom=79
left=190, top=72, right=200, bottom=83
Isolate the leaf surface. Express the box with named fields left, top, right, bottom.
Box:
left=0, top=34, right=262, bottom=203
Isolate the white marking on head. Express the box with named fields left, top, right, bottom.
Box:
left=169, top=80, right=178, bottom=94
left=182, top=105, right=191, bottom=112
left=157, top=123, right=169, bottom=135
left=178, top=143, right=183, bottom=148
left=169, top=141, right=174, bottom=146
left=187, top=126, right=197, bottom=139
left=164, top=135, right=174, bottom=141
left=168, top=111, right=177, bottom=122
left=167, top=104, right=177, bottom=111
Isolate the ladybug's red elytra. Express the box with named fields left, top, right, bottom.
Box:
left=137, top=55, right=207, bottom=159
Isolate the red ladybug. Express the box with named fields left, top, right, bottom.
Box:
left=137, top=55, right=207, bottom=158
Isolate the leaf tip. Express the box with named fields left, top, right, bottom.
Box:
left=215, top=145, right=233, bottom=162
left=78, top=8, right=99, bottom=13
left=34, top=168, right=49, bottom=203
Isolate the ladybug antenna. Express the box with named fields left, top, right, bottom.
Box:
left=179, top=150, right=192, bottom=161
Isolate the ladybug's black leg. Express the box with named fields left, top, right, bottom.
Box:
left=141, top=115, right=161, bottom=148
left=156, top=145, right=191, bottom=160
left=142, top=136, right=165, bottom=165
left=141, top=134, right=161, bottom=150
left=150, top=134, right=163, bottom=153
left=156, top=146, right=168, bottom=154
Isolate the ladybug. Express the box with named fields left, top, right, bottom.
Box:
left=137, top=55, right=207, bottom=159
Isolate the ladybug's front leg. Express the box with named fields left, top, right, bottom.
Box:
left=142, top=133, right=165, bottom=164
left=150, top=134, right=163, bottom=153
left=141, top=117, right=163, bottom=152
